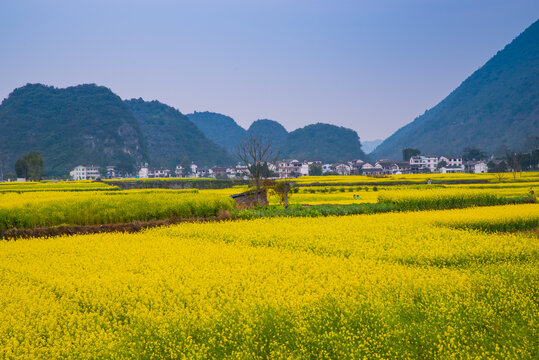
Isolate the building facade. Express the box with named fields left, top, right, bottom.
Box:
left=70, top=165, right=100, bottom=180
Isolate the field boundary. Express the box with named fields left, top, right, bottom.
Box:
left=0, top=215, right=233, bottom=240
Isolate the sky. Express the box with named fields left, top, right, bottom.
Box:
left=1, top=1, right=538, bottom=141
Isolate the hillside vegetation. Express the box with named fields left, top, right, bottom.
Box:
left=187, top=111, right=247, bottom=153
left=245, top=119, right=288, bottom=148
left=373, top=20, right=539, bottom=159
left=126, top=99, right=234, bottom=168
left=0, top=84, right=148, bottom=176
left=280, top=123, right=366, bottom=162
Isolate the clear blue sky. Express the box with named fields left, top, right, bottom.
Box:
left=1, top=0, right=538, bottom=141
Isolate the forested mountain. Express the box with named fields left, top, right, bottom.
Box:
left=245, top=119, right=288, bottom=147
left=126, top=99, right=234, bottom=168
left=187, top=111, right=247, bottom=153
left=280, top=123, right=366, bottom=162
left=0, top=84, right=148, bottom=176
left=188, top=113, right=367, bottom=162
left=372, top=20, right=539, bottom=159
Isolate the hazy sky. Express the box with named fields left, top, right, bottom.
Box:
left=1, top=1, right=538, bottom=141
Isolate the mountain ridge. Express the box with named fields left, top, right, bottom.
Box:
left=187, top=111, right=247, bottom=154
left=125, top=99, right=234, bottom=168
left=372, top=20, right=539, bottom=159
left=0, top=83, right=148, bottom=176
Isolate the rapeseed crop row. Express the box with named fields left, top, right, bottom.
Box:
left=1, top=183, right=535, bottom=233
left=0, top=191, right=233, bottom=232
left=269, top=185, right=535, bottom=206
left=0, top=180, right=116, bottom=193
left=0, top=204, right=536, bottom=359
left=292, top=171, right=539, bottom=184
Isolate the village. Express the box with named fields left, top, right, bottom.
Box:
left=68, top=154, right=489, bottom=180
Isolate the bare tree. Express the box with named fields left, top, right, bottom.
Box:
left=507, top=152, right=521, bottom=180
left=494, top=172, right=506, bottom=183
left=236, top=135, right=279, bottom=193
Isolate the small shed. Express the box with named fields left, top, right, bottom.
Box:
left=230, top=189, right=268, bottom=209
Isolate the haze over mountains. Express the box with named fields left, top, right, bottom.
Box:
left=373, top=19, right=539, bottom=159
left=361, top=140, right=383, bottom=154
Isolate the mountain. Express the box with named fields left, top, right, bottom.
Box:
left=187, top=111, right=246, bottom=153
left=361, top=139, right=383, bottom=154
left=280, top=123, right=366, bottom=162
left=372, top=20, right=539, bottom=160
left=126, top=100, right=234, bottom=168
left=245, top=119, right=288, bottom=147
left=0, top=84, right=148, bottom=177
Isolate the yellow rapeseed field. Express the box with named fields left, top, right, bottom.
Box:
left=0, top=204, right=537, bottom=359
left=0, top=190, right=233, bottom=231
left=292, top=171, right=539, bottom=184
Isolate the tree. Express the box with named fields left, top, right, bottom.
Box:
left=506, top=152, right=521, bottom=179
left=26, top=152, right=44, bottom=181
left=494, top=172, right=507, bottom=183
left=180, top=156, right=191, bottom=177
left=309, top=164, right=323, bottom=176
left=15, top=157, right=28, bottom=179
left=402, top=148, right=420, bottom=161
left=462, top=147, right=487, bottom=161
left=532, top=149, right=539, bottom=170
left=488, top=160, right=507, bottom=174
left=269, top=180, right=295, bottom=209
left=15, top=152, right=44, bottom=181
left=251, top=162, right=275, bottom=179
left=236, top=135, right=279, bottom=192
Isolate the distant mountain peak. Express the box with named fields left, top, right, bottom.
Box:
left=187, top=111, right=246, bottom=153
left=246, top=119, right=288, bottom=147
left=280, top=122, right=366, bottom=162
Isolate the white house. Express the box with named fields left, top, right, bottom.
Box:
left=70, top=165, right=100, bottom=180
left=277, top=159, right=305, bottom=178
left=334, top=163, right=352, bottom=176
left=439, top=165, right=465, bottom=173
left=175, top=165, right=183, bottom=177
left=361, top=162, right=374, bottom=170
left=322, top=164, right=334, bottom=174
left=196, top=167, right=213, bottom=178
left=361, top=162, right=383, bottom=175
left=439, top=156, right=463, bottom=167
left=464, top=161, right=488, bottom=173
left=152, top=169, right=171, bottom=178
left=474, top=161, right=488, bottom=173
left=409, top=155, right=438, bottom=172
left=138, top=166, right=149, bottom=178
left=106, top=166, right=117, bottom=179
